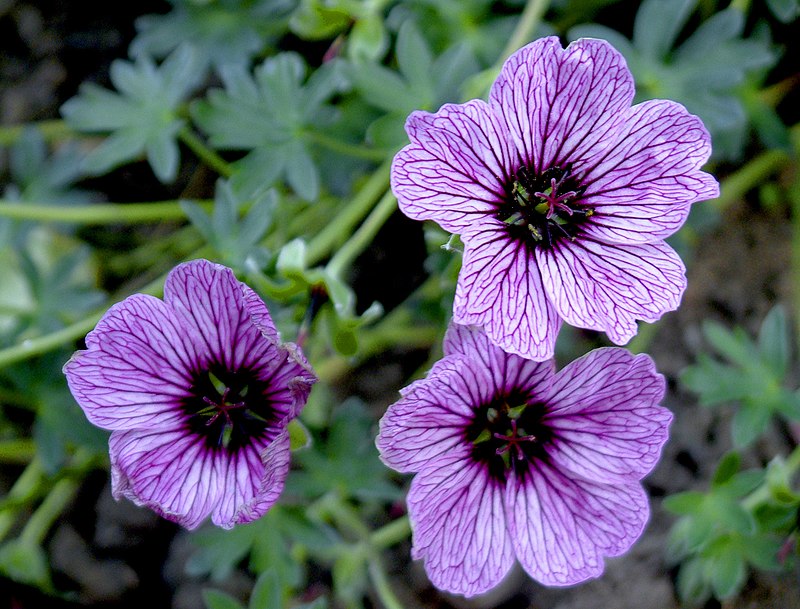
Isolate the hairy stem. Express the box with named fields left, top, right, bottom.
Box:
left=0, top=459, right=44, bottom=542
left=0, top=439, right=36, bottom=464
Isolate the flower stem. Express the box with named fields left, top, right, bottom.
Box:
left=178, top=126, right=235, bottom=178
left=19, top=449, right=94, bottom=546
left=303, top=130, right=391, bottom=162
left=326, top=190, right=397, bottom=278
left=498, top=0, right=551, bottom=64
left=0, top=459, right=44, bottom=542
left=714, top=149, right=792, bottom=210
left=368, top=559, right=404, bottom=609
left=369, top=516, right=411, bottom=549
left=0, top=120, right=73, bottom=146
left=306, top=159, right=392, bottom=266
left=0, top=439, right=36, bottom=464
left=0, top=263, right=180, bottom=369
left=0, top=200, right=211, bottom=224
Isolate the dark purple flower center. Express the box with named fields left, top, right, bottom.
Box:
left=465, top=389, right=552, bottom=481
left=181, top=365, right=279, bottom=452
left=498, top=165, right=591, bottom=249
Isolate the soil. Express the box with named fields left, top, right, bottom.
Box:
left=1, top=1, right=799, bottom=608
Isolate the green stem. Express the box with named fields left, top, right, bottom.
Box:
left=714, top=149, right=792, bottom=211
left=0, top=200, right=211, bottom=224
left=0, top=439, right=36, bottom=464
left=742, top=443, right=800, bottom=511
left=0, top=314, right=101, bottom=369
left=369, top=516, right=411, bottom=549
left=306, top=159, right=392, bottom=266
left=0, top=459, right=44, bottom=542
left=0, top=120, right=73, bottom=146
left=498, top=0, right=551, bottom=64
left=326, top=190, right=397, bottom=278
left=0, top=262, right=180, bottom=369
left=368, top=559, right=404, bottom=609
left=178, top=127, right=235, bottom=178
left=303, top=130, right=391, bottom=162
left=19, top=450, right=94, bottom=546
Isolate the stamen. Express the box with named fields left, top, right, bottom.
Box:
left=493, top=419, right=537, bottom=461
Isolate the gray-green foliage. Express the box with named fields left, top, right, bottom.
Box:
left=192, top=53, right=349, bottom=199
left=569, top=0, right=779, bottom=161
left=61, top=45, right=205, bottom=182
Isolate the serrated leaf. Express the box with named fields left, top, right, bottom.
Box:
left=192, top=52, right=344, bottom=198
left=61, top=45, right=203, bottom=182
left=703, top=321, right=754, bottom=368
left=132, top=0, right=292, bottom=73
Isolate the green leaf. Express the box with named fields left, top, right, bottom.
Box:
left=132, top=0, right=292, bottom=74
left=742, top=533, right=782, bottom=571
left=766, top=0, right=800, bottom=22
left=676, top=556, right=712, bottom=605
left=711, top=452, right=741, bottom=487
left=731, top=401, right=771, bottom=447
left=290, top=0, right=351, bottom=40
left=757, top=306, right=790, bottom=378
left=192, top=53, right=346, bottom=199
left=0, top=540, right=51, bottom=589
left=203, top=589, right=246, bottom=609
left=249, top=570, right=281, bottom=609
left=61, top=45, right=203, bottom=182
left=632, top=0, right=696, bottom=60
left=703, top=321, right=754, bottom=368
left=663, top=491, right=706, bottom=515
left=704, top=537, right=747, bottom=599
left=288, top=419, right=312, bottom=452
left=332, top=545, right=369, bottom=607
left=187, top=525, right=256, bottom=581
left=348, top=13, right=388, bottom=62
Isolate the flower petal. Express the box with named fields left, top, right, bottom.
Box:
left=543, top=348, right=671, bottom=482
left=408, top=451, right=514, bottom=597
left=64, top=294, right=195, bottom=431
left=579, top=99, right=718, bottom=243
left=505, top=463, right=648, bottom=586
left=377, top=356, right=483, bottom=474
left=442, top=323, right=555, bottom=397
left=490, top=37, right=634, bottom=172
left=109, top=427, right=289, bottom=530
left=164, top=259, right=278, bottom=372
left=455, top=227, right=561, bottom=361
left=537, top=239, right=685, bottom=344
left=391, top=100, right=513, bottom=233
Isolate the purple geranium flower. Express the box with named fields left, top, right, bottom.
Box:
left=392, top=36, right=719, bottom=360
left=377, top=323, right=671, bottom=596
left=64, top=259, right=316, bottom=529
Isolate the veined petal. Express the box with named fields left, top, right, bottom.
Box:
left=409, top=451, right=514, bottom=597
left=505, top=463, right=648, bottom=586
left=378, top=356, right=482, bottom=474
left=537, top=239, right=685, bottom=345
left=392, top=100, right=512, bottom=233
left=579, top=99, right=718, bottom=243
left=455, top=227, right=561, bottom=361
left=490, top=37, right=634, bottom=172
left=543, top=348, right=671, bottom=482
left=442, top=323, right=555, bottom=398
left=64, top=294, right=195, bottom=431
left=110, top=427, right=289, bottom=530
left=164, top=259, right=275, bottom=372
